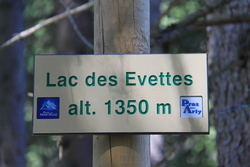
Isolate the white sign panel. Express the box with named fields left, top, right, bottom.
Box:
left=33, top=54, right=209, bottom=134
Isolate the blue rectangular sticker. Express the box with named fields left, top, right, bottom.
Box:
left=37, top=97, right=60, bottom=119
left=180, top=96, right=203, bottom=118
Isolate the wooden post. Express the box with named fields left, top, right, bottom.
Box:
left=93, top=0, right=150, bottom=166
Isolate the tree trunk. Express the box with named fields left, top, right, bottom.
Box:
left=93, top=0, right=150, bottom=166
left=207, top=0, right=250, bottom=166
left=0, top=0, right=26, bottom=166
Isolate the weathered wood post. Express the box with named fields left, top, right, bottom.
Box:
left=93, top=0, right=150, bottom=166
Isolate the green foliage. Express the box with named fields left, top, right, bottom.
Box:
left=22, top=0, right=216, bottom=166
left=168, top=29, right=207, bottom=53
left=164, top=126, right=217, bottom=167
left=157, top=0, right=207, bottom=54
left=24, top=0, right=54, bottom=19
left=156, top=1, right=217, bottom=167
left=24, top=0, right=58, bottom=167
left=26, top=136, right=58, bottom=167
left=24, top=0, right=56, bottom=74
left=160, top=0, right=204, bottom=29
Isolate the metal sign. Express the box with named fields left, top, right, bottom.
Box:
left=33, top=54, right=209, bottom=134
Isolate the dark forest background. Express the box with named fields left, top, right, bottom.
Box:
left=1, top=0, right=250, bottom=166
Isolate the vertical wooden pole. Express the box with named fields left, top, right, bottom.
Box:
left=93, top=0, right=150, bottom=166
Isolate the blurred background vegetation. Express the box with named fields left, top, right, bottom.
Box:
left=7, top=0, right=218, bottom=166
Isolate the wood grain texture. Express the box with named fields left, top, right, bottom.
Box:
left=93, top=0, right=150, bottom=166
left=94, top=0, right=150, bottom=54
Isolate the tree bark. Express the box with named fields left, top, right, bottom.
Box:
left=0, top=0, right=26, bottom=166
left=93, top=0, right=150, bottom=166
left=94, top=0, right=149, bottom=54
left=207, top=0, right=250, bottom=166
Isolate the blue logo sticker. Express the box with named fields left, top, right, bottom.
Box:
left=37, top=97, right=60, bottom=119
left=180, top=96, right=203, bottom=118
